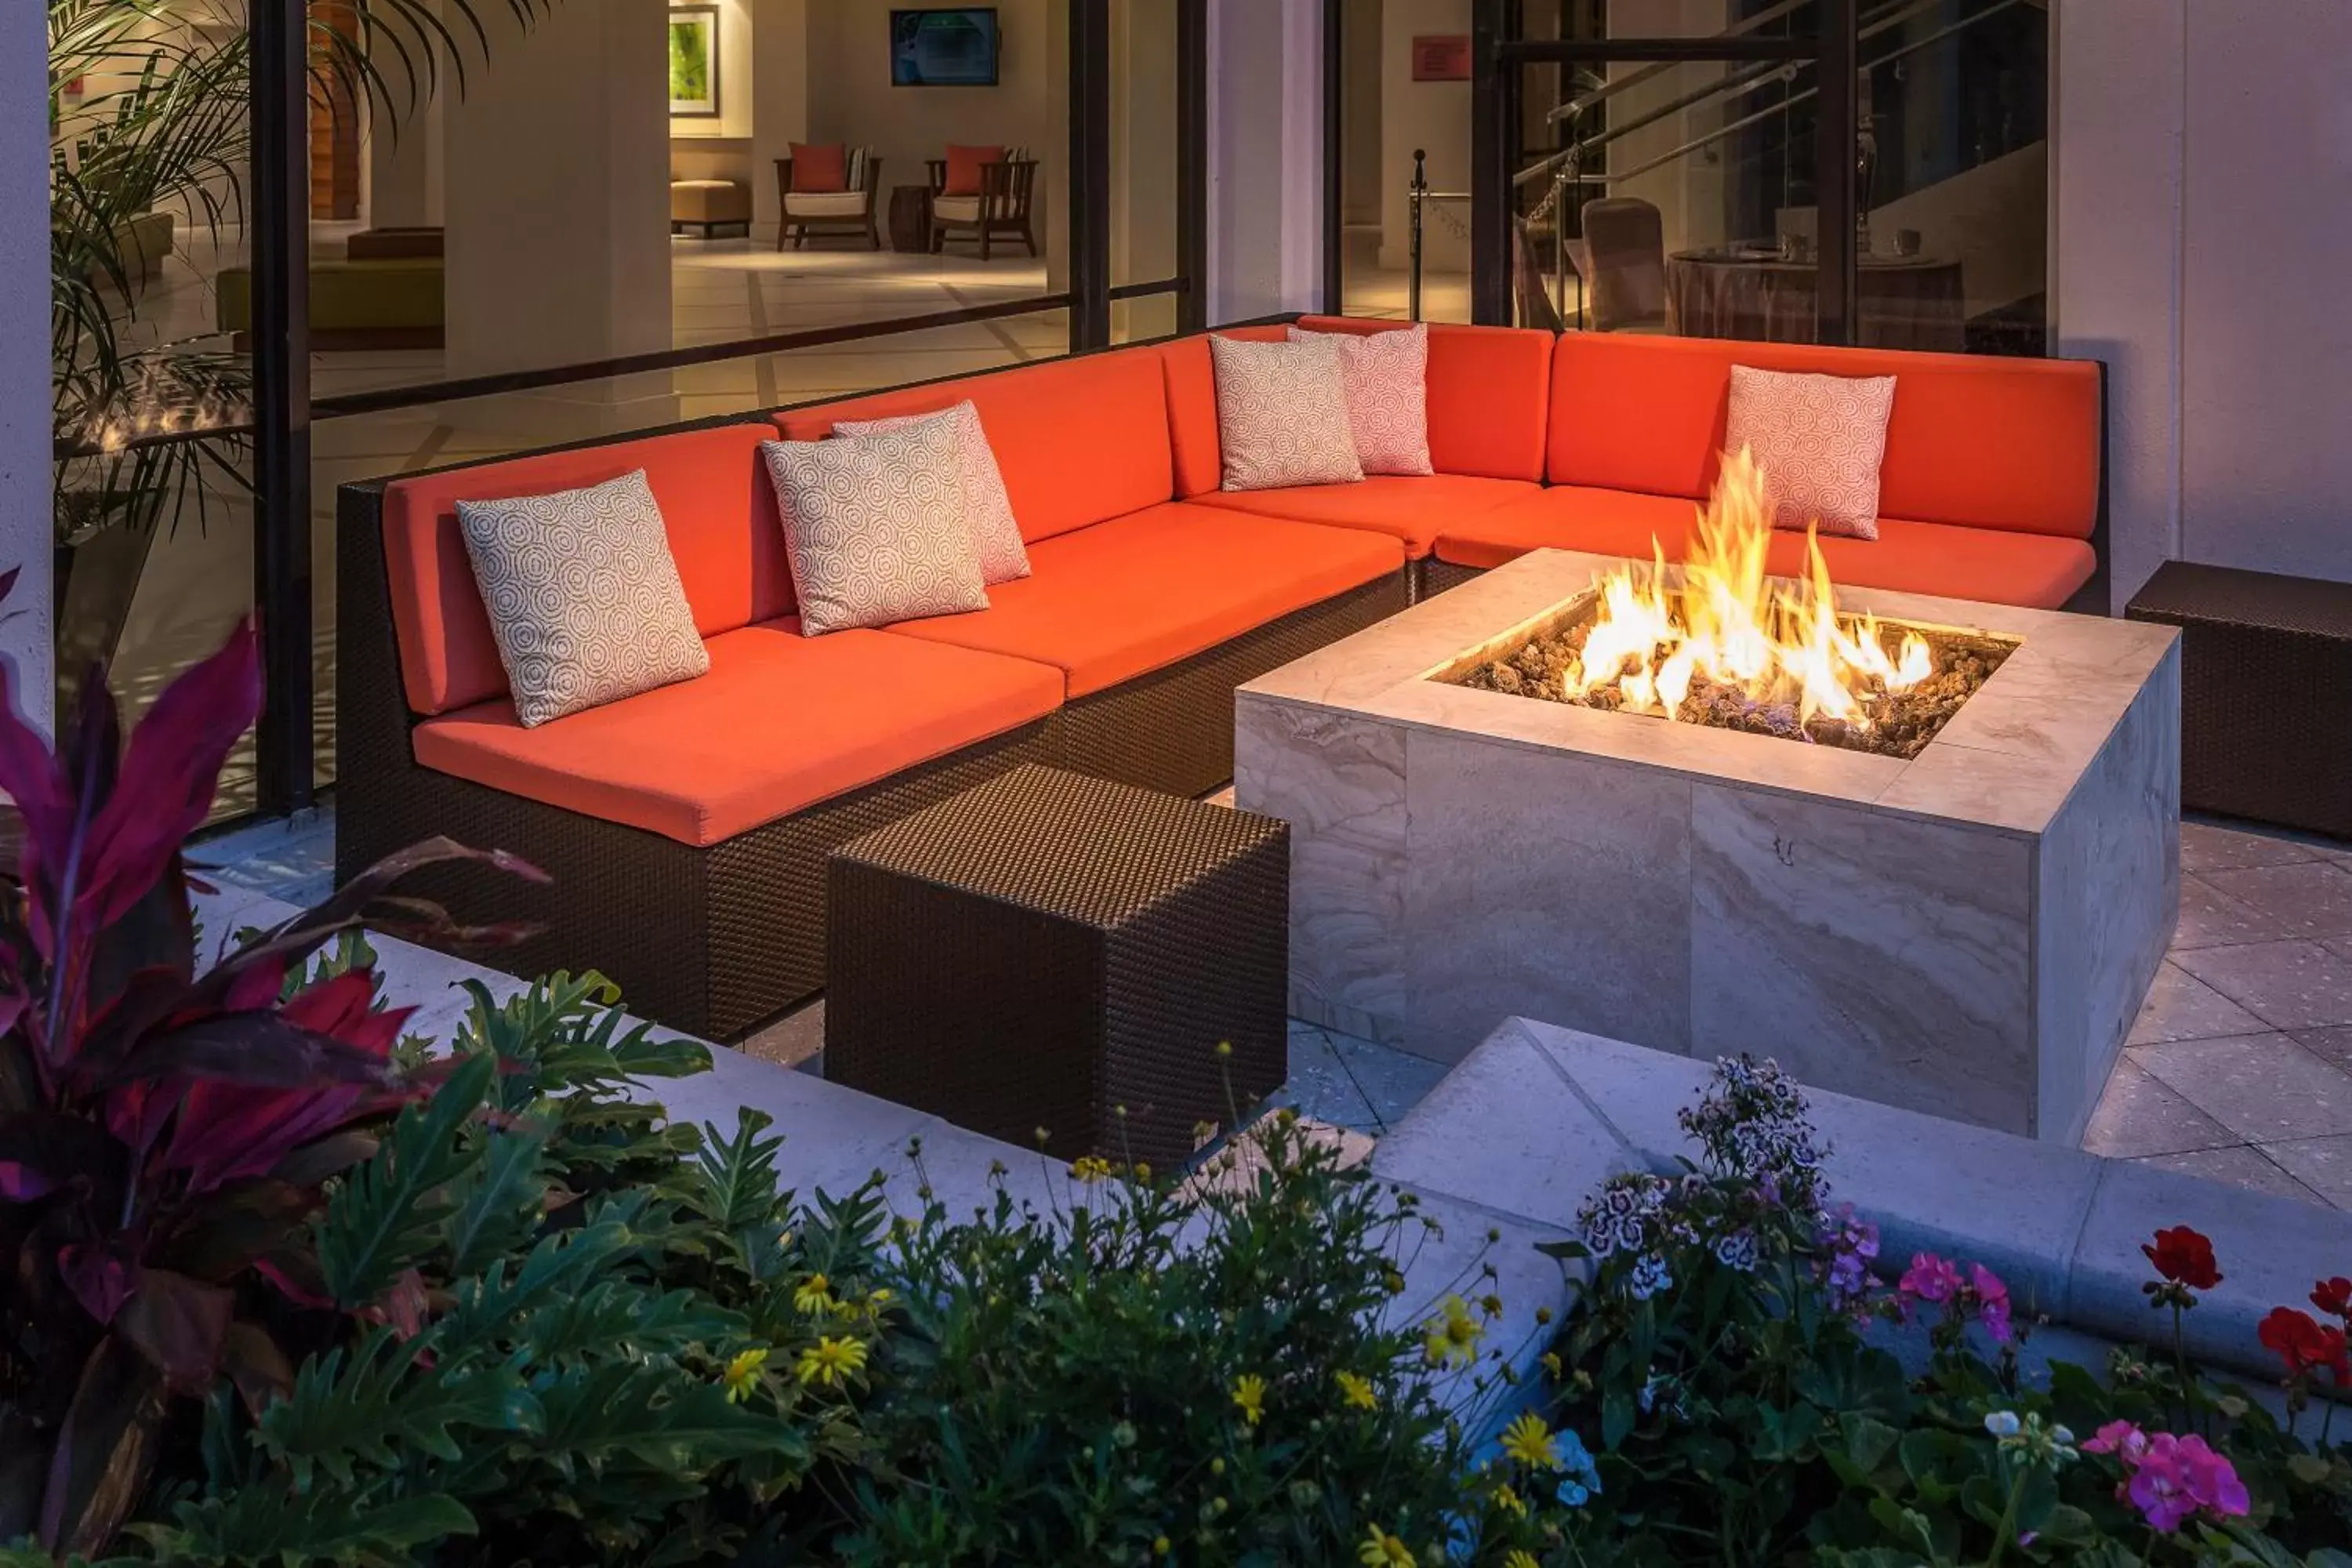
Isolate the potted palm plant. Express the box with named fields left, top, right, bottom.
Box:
left=47, top=0, right=557, bottom=716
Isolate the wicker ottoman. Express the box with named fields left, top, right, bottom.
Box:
left=826, top=765, right=1290, bottom=1167
left=2127, top=560, right=2352, bottom=839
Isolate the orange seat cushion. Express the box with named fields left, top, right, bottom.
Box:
left=412, top=620, right=1064, bottom=848
left=380, top=423, right=789, bottom=717
left=883, top=504, right=1406, bottom=697
left=1435, top=486, right=2096, bottom=609
left=1548, top=334, right=2101, bottom=540
left=775, top=347, right=1174, bottom=544
left=1188, top=474, right=1540, bottom=557
left=1160, top=319, right=1554, bottom=496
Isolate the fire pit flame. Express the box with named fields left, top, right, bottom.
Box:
left=1565, top=448, right=1936, bottom=731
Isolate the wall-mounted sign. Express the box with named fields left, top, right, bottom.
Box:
left=1412, top=34, right=1472, bottom=82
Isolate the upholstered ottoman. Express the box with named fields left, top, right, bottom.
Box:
left=826, top=765, right=1290, bottom=1168
left=670, top=179, right=751, bottom=238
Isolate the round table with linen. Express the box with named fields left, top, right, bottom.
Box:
left=1665, top=247, right=1967, bottom=353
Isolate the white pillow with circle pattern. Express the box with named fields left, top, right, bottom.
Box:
left=760, top=419, right=989, bottom=636
left=1725, top=365, right=1897, bottom=540
left=1287, top=322, right=1434, bottom=476
left=456, top=470, right=710, bottom=728
left=1210, top=334, right=1365, bottom=492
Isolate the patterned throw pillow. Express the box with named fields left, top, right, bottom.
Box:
left=455, top=470, right=710, bottom=729
left=1725, top=365, right=1898, bottom=540
left=833, top=401, right=1030, bottom=584
left=760, top=419, right=990, bottom=636
left=1287, top=323, right=1433, bottom=476
left=1210, top=335, right=1365, bottom=492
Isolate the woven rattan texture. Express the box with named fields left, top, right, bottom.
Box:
left=833, top=764, right=1289, bottom=924
left=2128, top=561, right=2352, bottom=838
left=1055, top=574, right=1407, bottom=798
left=1421, top=558, right=1486, bottom=599
left=827, top=766, right=1289, bottom=1165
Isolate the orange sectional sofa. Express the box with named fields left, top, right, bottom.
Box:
left=337, top=318, right=2103, bottom=1040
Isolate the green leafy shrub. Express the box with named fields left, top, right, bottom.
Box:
left=1502, top=1057, right=2352, bottom=1566
left=131, top=970, right=902, bottom=1568
left=837, top=1109, right=1513, bottom=1568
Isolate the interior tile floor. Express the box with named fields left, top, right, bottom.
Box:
left=188, top=801, right=2352, bottom=1210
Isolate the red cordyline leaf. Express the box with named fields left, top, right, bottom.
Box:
left=74, top=621, right=260, bottom=950
left=0, top=1159, right=53, bottom=1200
left=0, top=648, right=74, bottom=902
left=156, top=971, right=419, bottom=1196
left=58, top=1240, right=139, bottom=1325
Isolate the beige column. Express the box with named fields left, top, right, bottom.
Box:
left=441, top=0, right=675, bottom=437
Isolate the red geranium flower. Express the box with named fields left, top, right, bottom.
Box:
left=2314, top=1277, right=2352, bottom=1319
left=2259, top=1305, right=2351, bottom=1382
left=2142, top=1226, right=2222, bottom=1291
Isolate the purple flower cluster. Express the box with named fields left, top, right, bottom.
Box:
left=1815, top=1203, right=1881, bottom=1314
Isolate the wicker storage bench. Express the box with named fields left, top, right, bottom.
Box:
left=825, top=766, right=1289, bottom=1167
left=2127, top=560, right=2352, bottom=839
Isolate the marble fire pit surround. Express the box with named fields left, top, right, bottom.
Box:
left=1236, top=550, right=2183, bottom=1144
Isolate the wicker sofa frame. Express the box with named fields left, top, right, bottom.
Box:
left=338, top=472, right=1403, bottom=1040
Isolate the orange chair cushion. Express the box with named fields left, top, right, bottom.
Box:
left=1161, top=320, right=1553, bottom=496
left=1188, top=474, right=1540, bottom=557
left=1548, top=334, right=2101, bottom=540
left=381, top=423, right=789, bottom=717
left=942, top=143, right=1004, bottom=197
left=883, top=504, right=1406, bottom=697
left=775, top=348, right=1174, bottom=544
left=789, top=143, right=848, bottom=192
left=412, top=620, right=1064, bottom=848
left=1435, top=486, right=2096, bottom=609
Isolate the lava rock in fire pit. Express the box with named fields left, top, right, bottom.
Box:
left=1451, top=610, right=2011, bottom=761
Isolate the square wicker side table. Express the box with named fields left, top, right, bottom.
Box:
left=826, top=764, right=1290, bottom=1167
left=2126, top=560, right=2352, bottom=839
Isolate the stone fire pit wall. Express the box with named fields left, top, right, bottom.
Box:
left=1236, top=551, right=2183, bottom=1145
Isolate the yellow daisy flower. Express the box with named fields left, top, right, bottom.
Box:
left=1499, top=1411, right=1562, bottom=1471
left=1356, top=1525, right=1415, bottom=1567
left=1336, top=1370, right=1377, bottom=1411
left=1070, top=1156, right=1116, bottom=1183
left=720, top=1346, right=768, bottom=1403
left=793, top=1273, right=835, bottom=1315
left=1423, top=1294, right=1486, bottom=1368
left=1232, top=1373, right=1267, bottom=1426
left=795, top=1334, right=869, bottom=1388
left=1506, top=1552, right=1542, bottom=1568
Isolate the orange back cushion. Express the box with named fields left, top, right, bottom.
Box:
left=943, top=143, right=1004, bottom=196
left=1162, top=319, right=1554, bottom=495
left=380, top=423, right=788, bottom=717
left=775, top=348, right=1175, bottom=543
left=1548, top=334, right=2102, bottom=540
left=789, top=143, right=848, bottom=192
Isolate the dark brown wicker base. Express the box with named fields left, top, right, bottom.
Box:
left=339, top=477, right=1406, bottom=1041
left=827, top=765, right=1290, bottom=1167
left=1422, top=558, right=1488, bottom=597
left=2127, top=560, right=2352, bottom=840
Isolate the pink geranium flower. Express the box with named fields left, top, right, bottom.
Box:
left=1899, top=1252, right=1962, bottom=1306
left=2085, top=1421, right=2249, bottom=1534
left=1971, top=1262, right=2013, bottom=1343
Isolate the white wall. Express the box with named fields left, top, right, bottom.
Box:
left=1377, top=0, right=1469, bottom=273
left=0, top=0, right=50, bottom=732
left=442, top=0, right=674, bottom=432
left=1207, top=0, right=1323, bottom=321
left=2056, top=0, right=2352, bottom=604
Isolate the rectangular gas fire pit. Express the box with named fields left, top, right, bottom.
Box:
left=1236, top=549, right=2182, bottom=1143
